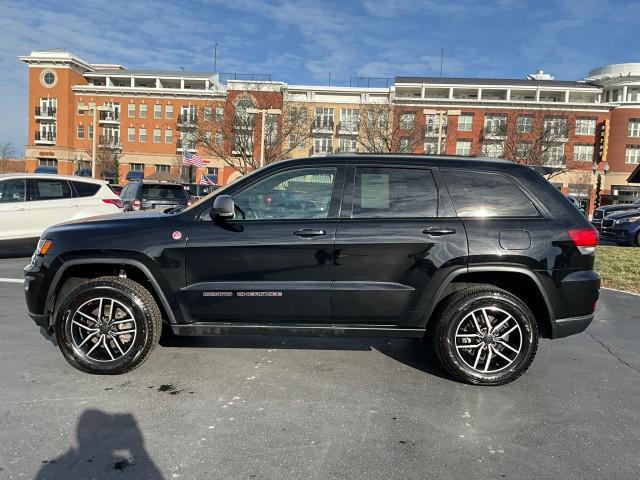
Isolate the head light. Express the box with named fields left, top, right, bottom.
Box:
left=615, top=216, right=640, bottom=225
left=34, top=239, right=53, bottom=256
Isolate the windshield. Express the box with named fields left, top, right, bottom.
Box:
left=141, top=185, right=187, bottom=201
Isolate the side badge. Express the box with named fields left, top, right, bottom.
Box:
left=172, top=231, right=182, bottom=240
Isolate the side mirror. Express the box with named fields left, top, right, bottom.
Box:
left=212, top=195, right=235, bottom=218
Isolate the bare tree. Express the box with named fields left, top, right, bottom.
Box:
left=79, top=137, right=121, bottom=180
left=500, top=111, right=579, bottom=178
left=193, top=91, right=313, bottom=176
left=0, top=141, right=16, bottom=172
left=356, top=103, right=423, bottom=153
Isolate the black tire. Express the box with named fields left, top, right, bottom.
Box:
left=432, top=286, right=538, bottom=386
left=54, top=276, right=162, bottom=375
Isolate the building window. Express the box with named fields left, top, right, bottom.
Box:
left=314, top=108, right=334, bottom=129
left=139, top=104, right=147, bottom=118
left=208, top=167, right=219, bottom=175
left=215, top=106, right=224, bottom=121
left=424, top=141, right=437, bottom=154
left=339, top=138, right=358, bottom=153
left=482, top=140, right=504, bottom=158
left=215, top=132, right=223, bottom=145
left=156, top=164, right=170, bottom=173
left=543, top=116, right=568, bottom=138
left=340, top=108, right=360, bottom=131
left=77, top=103, right=85, bottom=116
left=543, top=144, right=565, bottom=166
left=39, top=158, right=58, bottom=168
left=573, top=144, right=594, bottom=162
left=458, top=113, right=473, bottom=132
left=128, top=127, right=135, bottom=142
left=625, top=145, right=640, bottom=164
left=204, top=106, right=212, bottom=120
left=153, top=128, right=161, bottom=143
left=517, top=115, right=533, bottom=133
left=289, top=134, right=298, bottom=150
left=42, top=71, right=56, bottom=86
left=575, top=117, right=596, bottom=135
left=166, top=104, right=173, bottom=119
left=77, top=124, right=84, bottom=139
left=154, top=104, right=161, bottom=119
left=399, top=112, right=416, bottom=130
left=628, top=119, right=640, bottom=138
left=88, top=125, right=93, bottom=139
left=128, top=103, right=135, bottom=118
left=398, top=137, right=413, bottom=153
left=165, top=128, right=173, bottom=144
left=139, top=127, right=147, bottom=142
left=516, top=141, right=532, bottom=160
left=484, top=114, right=507, bottom=135
left=313, top=137, right=333, bottom=154
left=130, top=163, right=144, bottom=172
left=425, top=113, right=447, bottom=137
left=456, top=140, right=472, bottom=156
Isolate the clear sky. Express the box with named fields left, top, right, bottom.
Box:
left=1, top=0, right=638, bottom=154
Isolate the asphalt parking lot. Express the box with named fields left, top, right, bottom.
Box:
left=1, top=257, right=639, bottom=479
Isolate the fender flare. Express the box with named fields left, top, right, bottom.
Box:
left=422, top=264, right=555, bottom=326
left=46, top=257, right=179, bottom=326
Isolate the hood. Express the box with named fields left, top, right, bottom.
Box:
left=596, top=203, right=640, bottom=214
left=44, top=210, right=168, bottom=234
left=605, top=209, right=640, bottom=220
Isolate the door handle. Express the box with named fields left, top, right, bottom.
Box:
left=423, top=227, right=456, bottom=236
left=293, top=228, right=326, bottom=237
left=11, top=207, right=26, bottom=212
left=65, top=204, right=80, bottom=207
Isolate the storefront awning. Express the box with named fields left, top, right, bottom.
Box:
left=126, top=171, right=144, bottom=181
left=34, top=166, right=58, bottom=174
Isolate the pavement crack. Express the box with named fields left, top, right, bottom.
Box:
left=586, top=331, right=640, bottom=375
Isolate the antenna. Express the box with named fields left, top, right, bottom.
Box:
left=214, top=43, right=219, bottom=73
left=440, top=48, right=444, bottom=77
left=329, top=72, right=332, bottom=86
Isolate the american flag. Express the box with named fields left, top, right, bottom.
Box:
left=200, top=175, right=217, bottom=185
left=182, top=151, right=208, bottom=167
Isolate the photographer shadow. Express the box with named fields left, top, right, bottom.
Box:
left=35, top=409, right=163, bottom=479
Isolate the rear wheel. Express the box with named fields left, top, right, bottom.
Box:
left=432, top=286, right=538, bottom=386
left=55, top=276, right=162, bottom=374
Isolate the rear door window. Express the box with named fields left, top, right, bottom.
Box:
left=141, top=185, right=187, bottom=201
left=352, top=167, right=437, bottom=218
left=443, top=170, right=539, bottom=217
left=71, top=181, right=101, bottom=197
left=33, top=179, right=72, bottom=201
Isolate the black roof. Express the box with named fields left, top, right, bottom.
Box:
left=395, top=76, right=598, bottom=89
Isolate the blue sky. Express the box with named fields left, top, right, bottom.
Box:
left=1, top=0, right=638, bottom=154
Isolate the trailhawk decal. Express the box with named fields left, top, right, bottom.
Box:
left=202, top=291, right=283, bottom=297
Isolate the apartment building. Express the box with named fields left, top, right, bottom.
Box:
left=19, top=50, right=640, bottom=210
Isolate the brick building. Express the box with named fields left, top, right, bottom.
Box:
left=19, top=50, right=640, bottom=211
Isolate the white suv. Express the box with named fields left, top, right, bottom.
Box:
left=0, top=173, right=123, bottom=256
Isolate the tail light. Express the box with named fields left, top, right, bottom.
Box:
left=568, top=228, right=598, bottom=254
left=132, top=199, right=141, bottom=211
left=102, top=198, right=123, bottom=209
left=187, top=200, right=192, bottom=207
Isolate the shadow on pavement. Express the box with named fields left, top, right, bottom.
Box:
left=159, top=329, right=451, bottom=381
left=35, top=409, right=163, bottom=479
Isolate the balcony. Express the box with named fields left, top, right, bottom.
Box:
left=338, top=121, right=359, bottom=135
left=425, top=125, right=447, bottom=138
left=34, top=131, right=56, bottom=145
left=483, top=125, right=507, bottom=139
left=312, top=119, right=334, bottom=134
left=99, top=111, right=120, bottom=123
left=309, top=146, right=333, bottom=156
left=176, top=140, right=197, bottom=152
left=99, top=135, right=122, bottom=150
left=35, top=106, right=56, bottom=120
left=177, top=114, right=198, bottom=129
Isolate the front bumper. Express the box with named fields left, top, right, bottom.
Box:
left=600, top=227, right=636, bottom=245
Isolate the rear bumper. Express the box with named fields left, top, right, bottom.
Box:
left=552, top=313, right=594, bottom=338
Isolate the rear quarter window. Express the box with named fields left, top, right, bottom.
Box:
left=141, top=185, right=187, bottom=201
left=71, top=181, right=101, bottom=197
left=443, top=170, right=539, bottom=218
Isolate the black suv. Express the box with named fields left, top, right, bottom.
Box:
left=120, top=181, right=189, bottom=212
left=24, top=155, right=600, bottom=385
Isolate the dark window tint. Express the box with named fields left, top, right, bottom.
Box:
left=352, top=167, right=437, bottom=218
left=443, top=170, right=539, bottom=217
left=121, top=183, right=136, bottom=199
left=141, top=184, right=187, bottom=201
left=0, top=179, right=26, bottom=203
left=72, top=181, right=100, bottom=197
left=33, top=179, right=72, bottom=201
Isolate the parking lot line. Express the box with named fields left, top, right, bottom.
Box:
left=0, top=278, right=23, bottom=284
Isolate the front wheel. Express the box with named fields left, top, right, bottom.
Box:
left=432, top=286, right=539, bottom=386
left=55, top=276, right=162, bottom=374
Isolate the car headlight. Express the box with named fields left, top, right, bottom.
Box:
left=34, top=239, right=53, bottom=256
left=615, top=216, right=640, bottom=225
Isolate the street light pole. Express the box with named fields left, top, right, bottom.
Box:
left=424, top=109, right=460, bottom=154
left=246, top=107, right=282, bottom=168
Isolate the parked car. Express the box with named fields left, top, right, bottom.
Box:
left=592, top=198, right=640, bottom=230
left=120, top=181, right=190, bottom=212
left=0, top=173, right=122, bottom=257
left=109, top=185, right=123, bottom=196
left=184, top=183, right=220, bottom=204
left=599, top=209, right=640, bottom=246
left=25, top=154, right=600, bottom=385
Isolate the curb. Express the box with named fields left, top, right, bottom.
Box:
left=601, top=287, right=640, bottom=298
